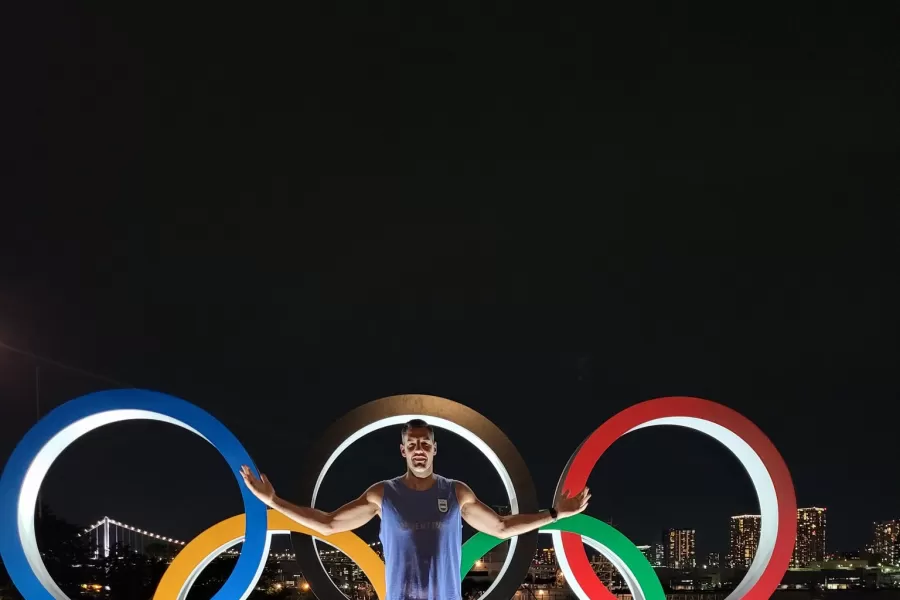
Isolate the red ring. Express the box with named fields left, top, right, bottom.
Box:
left=558, top=397, right=796, bottom=600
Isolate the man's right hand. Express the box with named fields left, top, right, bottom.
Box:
left=240, top=465, right=276, bottom=505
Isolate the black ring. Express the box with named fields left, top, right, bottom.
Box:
left=291, top=394, right=539, bottom=600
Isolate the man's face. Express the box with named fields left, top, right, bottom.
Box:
left=400, top=427, right=436, bottom=476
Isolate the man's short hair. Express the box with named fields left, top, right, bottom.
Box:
left=401, top=419, right=434, bottom=440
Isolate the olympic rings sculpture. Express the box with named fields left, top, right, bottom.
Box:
left=0, top=390, right=797, bottom=600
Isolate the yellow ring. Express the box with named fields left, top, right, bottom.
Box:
left=153, top=510, right=386, bottom=600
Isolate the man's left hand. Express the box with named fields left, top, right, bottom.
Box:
left=555, top=487, right=591, bottom=519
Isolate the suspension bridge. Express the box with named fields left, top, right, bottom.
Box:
left=77, top=516, right=382, bottom=562
left=79, top=517, right=186, bottom=558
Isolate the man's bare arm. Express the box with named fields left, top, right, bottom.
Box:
left=270, top=483, right=382, bottom=536
left=240, top=465, right=382, bottom=536
left=455, top=481, right=589, bottom=540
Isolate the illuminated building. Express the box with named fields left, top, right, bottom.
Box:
left=530, top=547, right=558, bottom=580
left=636, top=545, right=655, bottom=565
left=729, top=515, right=761, bottom=568
left=707, top=552, right=720, bottom=568
left=533, top=547, right=557, bottom=566
left=663, top=529, right=696, bottom=569
left=654, top=543, right=665, bottom=567
left=792, top=507, right=826, bottom=567
left=874, top=520, right=899, bottom=566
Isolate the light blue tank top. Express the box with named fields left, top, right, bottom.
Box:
left=379, top=474, right=462, bottom=600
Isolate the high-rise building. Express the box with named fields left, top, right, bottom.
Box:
left=707, top=552, right=720, bottom=568
left=654, top=543, right=665, bottom=567
left=663, top=529, right=696, bottom=569
left=792, top=507, right=826, bottom=567
left=730, top=515, right=762, bottom=568
left=873, top=520, right=899, bottom=566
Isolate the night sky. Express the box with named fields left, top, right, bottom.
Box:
left=2, top=2, right=898, bottom=561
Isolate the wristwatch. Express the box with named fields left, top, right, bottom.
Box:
left=547, top=507, right=558, bottom=522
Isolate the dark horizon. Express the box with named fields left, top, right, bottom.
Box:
left=2, top=0, right=898, bottom=572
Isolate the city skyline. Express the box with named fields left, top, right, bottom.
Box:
left=72, top=510, right=900, bottom=571
left=57, top=498, right=900, bottom=566
left=12, top=501, right=900, bottom=598
left=627, top=507, right=899, bottom=570
left=55, top=503, right=900, bottom=586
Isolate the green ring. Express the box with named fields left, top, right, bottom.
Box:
left=460, top=514, right=665, bottom=600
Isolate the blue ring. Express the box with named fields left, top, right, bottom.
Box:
left=0, top=389, right=269, bottom=600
